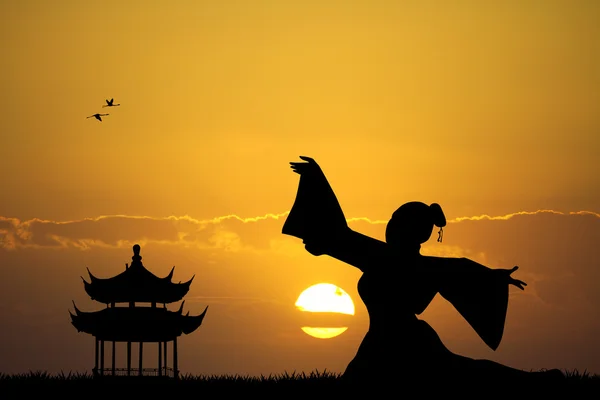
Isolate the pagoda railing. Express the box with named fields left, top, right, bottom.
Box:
left=93, top=367, right=175, bottom=378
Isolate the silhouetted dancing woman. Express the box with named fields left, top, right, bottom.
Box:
left=282, top=156, right=564, bottom=387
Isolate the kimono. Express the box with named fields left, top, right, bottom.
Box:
left=282, top=160, right=524, bottom=385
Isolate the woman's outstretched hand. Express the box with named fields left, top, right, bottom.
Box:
left=290, top=156, right=321, bottom=175
left=500, top=266, right=527, bottom=290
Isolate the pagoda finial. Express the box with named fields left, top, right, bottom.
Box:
left=132, top=244, right=142, bottom=263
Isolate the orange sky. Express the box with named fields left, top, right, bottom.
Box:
left=0, top=1, right=599, bottom=377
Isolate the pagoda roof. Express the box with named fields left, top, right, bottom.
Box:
left=82, top=244, right=194, bottom=304
left=69, top=301, right=208, bottom=342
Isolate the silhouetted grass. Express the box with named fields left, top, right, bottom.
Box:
left=1, top=369, right=598, bottom=396
left=0, top=368, right=341, bottom=382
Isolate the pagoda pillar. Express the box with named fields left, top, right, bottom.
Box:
left=111, top=341, right=116, bottom=375
left=100, top=340, right=105, bottom=376
left=173, top=337, right=179, bottom=381
left=139, top=342, right=144, bottom=376
left=158, top=342, right=162, bottom=377
left=164, top=341, right=168, bottom=375
left=127, top=341, right=132, bottom=376
left=94, top=337, right=99, bottom=375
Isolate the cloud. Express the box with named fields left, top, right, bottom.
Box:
left=2, top=209, right=596, bottom=252
left=0, top=212, right=291, bottom=251
left=451, top=209, right=600, bottom=222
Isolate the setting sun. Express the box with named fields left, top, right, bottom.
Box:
left=296, top=283, right=355, bottom=315
left=295, top=283, right=355, bottom=339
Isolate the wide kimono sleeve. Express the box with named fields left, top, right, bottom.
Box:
left=428, top=257, right=510, bottom=351
left=282, top=160, right=389, bottom=271
left=282, top=159, right=348, bottom=241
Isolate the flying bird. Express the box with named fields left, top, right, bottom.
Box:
left=87, top=113, right=109, bottom=121
left=102, top=98, right=120, bottom=107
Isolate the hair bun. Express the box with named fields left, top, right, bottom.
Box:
left=429, top=203, right=446, bottom=227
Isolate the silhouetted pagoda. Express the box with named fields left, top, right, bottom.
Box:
left=70, top=244, right=208, bottom=380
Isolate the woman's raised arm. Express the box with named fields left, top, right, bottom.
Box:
left=303, top=228, right=389, bottom=272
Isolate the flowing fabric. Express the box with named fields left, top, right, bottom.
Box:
left=282, top=161, right=348, bottom=241
left=435, top=257, right=509, bottom=351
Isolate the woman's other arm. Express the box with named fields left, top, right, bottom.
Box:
left=424, top=256, right=527, bottom=290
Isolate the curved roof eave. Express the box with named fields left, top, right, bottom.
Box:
left=177, top=275, right=195, bottom=289
left=163, top=266, right=175, bottom=281
left=71, top=300, right=82, bottom=316
left=182, top=305, right=209, bottom=335
left=86, top=267, right=101, bottom=282
left=176, top=300, right=186, bottom=315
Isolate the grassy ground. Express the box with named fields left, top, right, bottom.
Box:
left=0, top=369, right=598, bottom=396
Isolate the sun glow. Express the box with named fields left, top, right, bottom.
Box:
left=295, top=283, right=355, bottom=339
